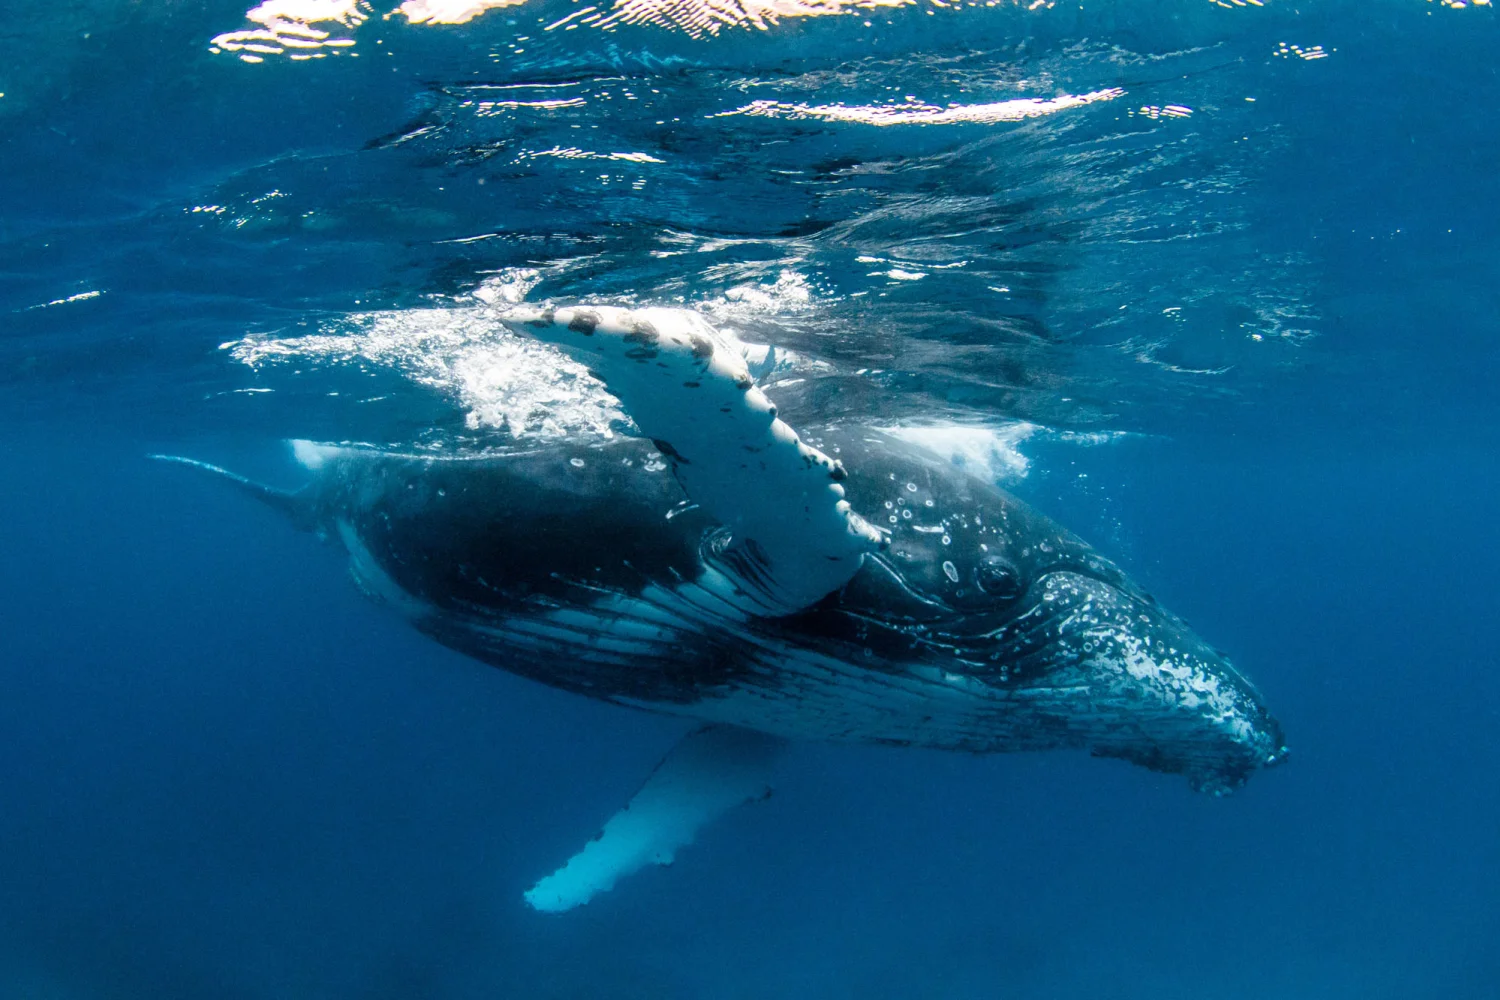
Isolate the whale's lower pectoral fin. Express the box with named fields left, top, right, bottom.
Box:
left=504, top=305, right=884, bottom=615
left=524, top=726, right=783, bottom=914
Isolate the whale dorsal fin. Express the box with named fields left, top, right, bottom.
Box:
left=505, top=305, right=884, bottom=615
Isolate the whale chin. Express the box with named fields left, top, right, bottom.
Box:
left=1091, top=736, right=1288, bottom=797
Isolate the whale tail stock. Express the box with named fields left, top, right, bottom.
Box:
left=148, top=453, right=314, bottom=529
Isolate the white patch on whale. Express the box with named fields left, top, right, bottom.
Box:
left=337, top=520, right=432, bottom=619
left=881, top=423, right=1038, bottom=482
left=291, top=438, right=336, bottom=470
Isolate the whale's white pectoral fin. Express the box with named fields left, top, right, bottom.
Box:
left=504, top=305, right=884, bottom=614
left=524, top=726, right=783, bottom=914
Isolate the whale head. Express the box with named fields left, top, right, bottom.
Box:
left=831, top=433, right=1288, bottom=792
left=1010, top=567, right=1289, bottom=794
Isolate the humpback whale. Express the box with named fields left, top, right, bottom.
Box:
left=159, top=304, right=1286, bottom=912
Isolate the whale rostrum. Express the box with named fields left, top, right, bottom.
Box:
left=158, top=305, right=1286, bottom=911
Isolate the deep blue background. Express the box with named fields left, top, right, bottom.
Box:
left=3, top=0, right=1498, bottom=996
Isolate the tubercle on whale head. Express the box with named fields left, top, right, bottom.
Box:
left=885, top=561, right=1289, bottom=792
left=1186, top=695, right=1289, bottom=796
left=1051, top=574, right=1289, bottom=795
left=1086, top=703, right=1288, bottom=796
left=1187, top=731, right=1289, bottom=796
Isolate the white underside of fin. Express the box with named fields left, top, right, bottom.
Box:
left=503, top=305, right=883, bottom=614
left=336, top=520, right=432, bottom=619
left=524, top=725, right=782, bottom=913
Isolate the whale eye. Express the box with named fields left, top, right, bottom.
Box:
left=975, top=555, right=1023, bottom=601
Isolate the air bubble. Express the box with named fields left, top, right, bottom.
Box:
left=942, top=560, right=959, bottom=583
left=570, top=457, right=586, bottom=467
left=941, top=535, right=951, bottom=545
left=901, top=509, right=912, bottom=519
left=906, top=482, right=918, bottom=492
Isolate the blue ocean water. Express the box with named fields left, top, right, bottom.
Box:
left=2, top=1, right=1497, bottom=997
